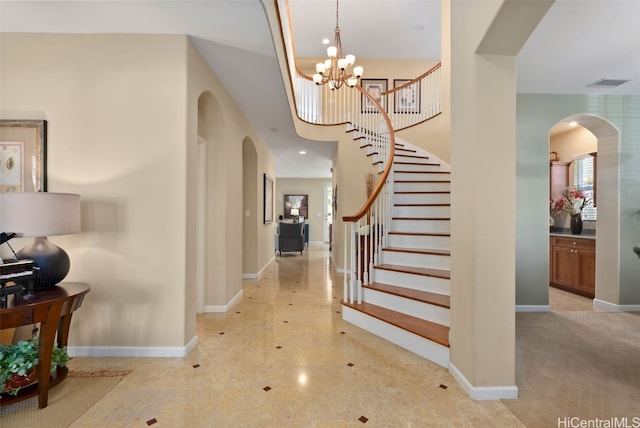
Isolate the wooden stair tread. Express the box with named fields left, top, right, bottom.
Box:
left=341, top=300, right=450, bottom=347
left=365, top=282, right=450, bottom=308
left=394, top=161, right=435, bottom=166
left=396, top=154, right=431, bottom=160
left=395, top=170, right=449, bottom=174
left=388, top=231, right=450, bottom=237
left=376, top=264, right=450, bottom=279
left=392, top=216, right=450, bottom=221
left=396, top=180, right=451, bottom=183
left=394, top=191, right=450, bottom=195
left=383, top=247, right=450, bottom=257
left=394, top=203, right=450, bottom=207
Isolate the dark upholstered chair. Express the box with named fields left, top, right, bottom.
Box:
left=278, top=222, right=305, bottom=255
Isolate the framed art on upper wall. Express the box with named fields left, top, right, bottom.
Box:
left=263, top=173, right=274, bottom=224
left=393, top=79, right=421, bottom=114
left=284, top=194, right=308, bottom=219
left=361, top=79, right=387, bottom=113
left=0, top=120, right=47, bottom=192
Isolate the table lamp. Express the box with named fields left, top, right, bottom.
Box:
left=0, top=192, right=80, bottom=289
left=290, top=208, right=299, bottom=223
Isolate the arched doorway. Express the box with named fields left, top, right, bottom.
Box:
left=242, top=137, right=259, bottom=276
left=547, top=113, right=620, bottom=307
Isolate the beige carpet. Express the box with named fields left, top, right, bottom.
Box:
left=504, top=310, right=640, bottom=428
left=0, top=371, right=128, bottom=428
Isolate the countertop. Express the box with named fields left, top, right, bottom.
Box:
left=549, top=228, right=596, bottom=240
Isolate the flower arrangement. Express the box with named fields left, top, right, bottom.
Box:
left=550, top=187, right=592, bottom=216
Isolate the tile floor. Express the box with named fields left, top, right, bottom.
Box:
left=68, top=244, right=525, bottom=427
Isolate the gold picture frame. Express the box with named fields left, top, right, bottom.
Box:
left=0, top=120, right=47, bottom=192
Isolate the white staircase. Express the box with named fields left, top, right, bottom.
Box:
left=342, top=138, right=451, bottom=368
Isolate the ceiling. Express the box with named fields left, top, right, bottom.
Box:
left=1, top=0, right=638, bottom=178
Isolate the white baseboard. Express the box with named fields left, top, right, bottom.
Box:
left=242, top=255, right=275, bottom=279
left=593, top=299, right=640, bottom=312
left=449, top=362, right=518, bottom=400
left=204, top=289, right=243, bottom=313
left=68, top=334, right=198, bottom=358
left=516, top=305, right=550, bottom=312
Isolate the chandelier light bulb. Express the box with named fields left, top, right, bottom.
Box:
left=324, top=59, right=332, bottom=70
left=345, top=54, right=355, bottom=65
left=313, top=74, right=323, bottom=84
left=337, top=58, right=347, bottom=70
left=327, top=46, right=337, bottom=58
left=353, top=66, right=363, bottom=78
left=316, top=63, right=326, bottom=74
left=347, top=77, right=358, bottom=87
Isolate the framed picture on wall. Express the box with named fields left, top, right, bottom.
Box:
left=361, top=79, right=387, bottom=113
left=393, top=79, right=421, bottom=114
left=0, top=120, right=47, bottom=192
left=284, top=194, right=308, bottom=219
left=263, top=173, right=274, bottom=224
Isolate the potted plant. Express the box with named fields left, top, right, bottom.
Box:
left=0, top=338, right=70, bottom=396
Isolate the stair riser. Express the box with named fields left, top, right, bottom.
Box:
left=381, top=250, right=451, bottom=270
left=362, top=288, right=450, bottom=326
left=394, top=193, right=450, bottom=204
left=387, top=234, right=450, bottom=250
left=394, top=182, right=450, bottom=192
left=342, top=306, right=450, bottom=368
left=393, top=163, right=444, bottom=172
left=393, top=205, right=450, bottom=217
left=395, top=172, right=451, bottom=181
left=392, top=219, right=450, bottom=234
left=374, top=268, right=450, bottom=295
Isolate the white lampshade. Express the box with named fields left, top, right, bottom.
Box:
left=0, top=192, right=81, bottom=237
left=290, top=208, right=300, bottom=216
left=327, top=46, right=337, bottom=58
left=315, top=62, right=326, bottom=74
left=337, top=58, right=347, bottom=70
left=345, top=54, right=355, bottom=66
left=353, top=66, right=363, bottom=78
left=313, top=73, right=323, bottom=84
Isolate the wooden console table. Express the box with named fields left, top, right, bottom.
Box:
left=0, top=282, right=90, bottom=408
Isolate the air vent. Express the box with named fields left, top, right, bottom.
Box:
left=587, top=78, right=630, bottom=88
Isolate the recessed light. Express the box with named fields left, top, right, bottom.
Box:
left=271, top=128, right=279, bottom=133
left=569, top=121, right=578, bottom=127
left=299, top=150, right=307, bottom=155
left=322, top=38, right=330, bottom=45
left=414, top=24, right=424, bottom=31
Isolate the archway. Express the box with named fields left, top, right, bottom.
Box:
left=548, top=113, right=620, bottom=307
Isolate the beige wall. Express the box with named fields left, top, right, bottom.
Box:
left=276, top=177, right=331, bottom=243
left=1, top=33, right=275, bottom=353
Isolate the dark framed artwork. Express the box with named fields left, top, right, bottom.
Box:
left=361, top=79, right=387, bottom=113
left=393, top=79, right=421, bottom=114
left=284, top=194, right=308, bottom=219
left=263, top=173, right=274, bottom=224
left=0, top=120, right=47, bottom=192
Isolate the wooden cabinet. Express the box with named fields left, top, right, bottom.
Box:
left=550, top=236, right=595, bottom=297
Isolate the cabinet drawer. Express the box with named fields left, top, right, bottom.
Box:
left=551, top=237, right=595, bottom=250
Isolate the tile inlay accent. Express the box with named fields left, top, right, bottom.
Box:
left=146, top=418, right=158, bottom=425
left=439, top=384, right=448, bottom=390
left=359, top=416, right=369, bottom=423
left=263, top=386, right=272, bottom=392
left=347, top=362, right=354, bottom=367
left=192, top=364, right=200, bottom=368
left=276, top=346, right=282, bottom=349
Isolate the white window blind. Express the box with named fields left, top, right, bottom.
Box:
left=573, top=154, right=596, bottom=221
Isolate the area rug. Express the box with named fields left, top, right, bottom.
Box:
left=0, top=369, right=130, bottom=428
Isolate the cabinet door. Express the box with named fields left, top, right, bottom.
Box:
left=551, top=245, right=575, bottom=288
left=575, top=249, right=596, bottom=296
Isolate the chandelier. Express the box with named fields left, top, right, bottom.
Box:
left=312, top=0, right=363, bottom=90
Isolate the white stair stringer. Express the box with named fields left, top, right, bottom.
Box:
left=343, top=305, right=450, bottom=368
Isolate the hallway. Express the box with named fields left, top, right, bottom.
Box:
left=66, top=244, right=522, bottom=426
left=32, top=243, right=639, bottom=427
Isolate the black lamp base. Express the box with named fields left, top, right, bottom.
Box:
left=17, top=237, right=70, bottom=289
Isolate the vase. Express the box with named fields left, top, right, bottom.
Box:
left=570, top=214, right=583, bottom=235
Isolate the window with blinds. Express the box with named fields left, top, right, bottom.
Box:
left=573, top=153, right=596, bottom=220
